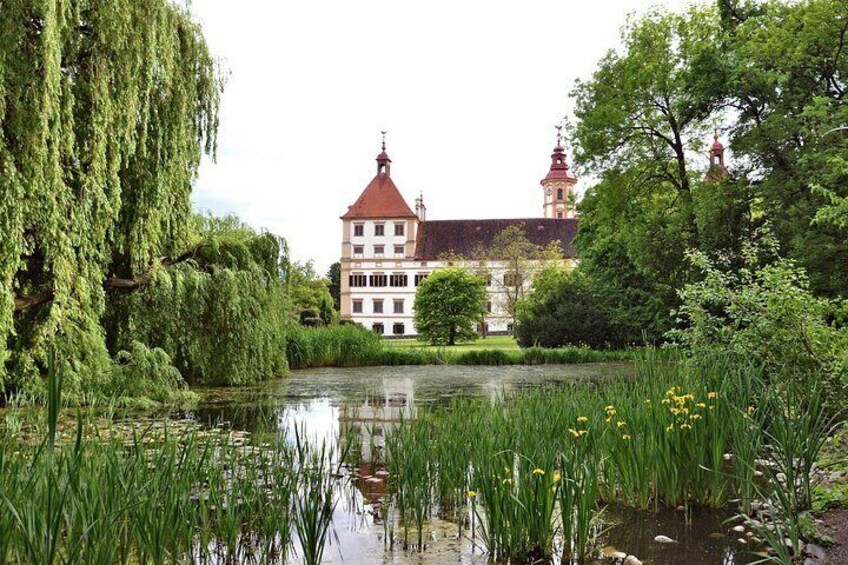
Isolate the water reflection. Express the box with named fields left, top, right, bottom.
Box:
left=194, top=364, right=758, bottom=564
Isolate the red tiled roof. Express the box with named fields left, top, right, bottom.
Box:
left=414, top=218, right=578, bottom=260
left=341, top=173, right=417, bottom=220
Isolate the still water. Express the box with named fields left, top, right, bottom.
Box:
left=195, top=364, right=758, bottom=564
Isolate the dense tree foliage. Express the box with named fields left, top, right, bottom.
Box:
left=414, top=267, right=487, bottom=346
left=570, top=0, right=847, bottom=343
left=326, top=262, right=341, bottom=312
left=1, top=0, right=222, bottom=397
left=287, top=261, right=335, bottom=327
left=111, top=215, right=292, bottom=386
left=670, top=234, right=848, bottom=408
left=515, top=266, right=622, bottom=349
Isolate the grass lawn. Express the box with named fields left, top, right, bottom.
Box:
left=384, top=335, right=521, bottom=352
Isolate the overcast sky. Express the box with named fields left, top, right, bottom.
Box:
left=190, top=0, right=693, bottom=272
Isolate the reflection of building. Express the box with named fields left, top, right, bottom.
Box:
left=339, top=378, right=415, bottom=500
left=339, top=133, right=580, bottom=337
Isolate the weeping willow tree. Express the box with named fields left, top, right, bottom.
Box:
left=1, top=1, right=222, bottom=397
left=111, top=215, right=294, bottom=387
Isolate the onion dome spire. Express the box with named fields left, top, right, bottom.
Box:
left=376, top=130, right=391, bottom=175
left=542, top=126, right=577, bottom=184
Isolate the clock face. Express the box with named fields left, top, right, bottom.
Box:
left=545, top=187, right=552, bottom=196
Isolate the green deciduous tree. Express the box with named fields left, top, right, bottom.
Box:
left=670, top=234, right=848, bottom=406
left=515, top=265, right=622, bottom=349
left=570, top=5, right=735, bottom=343
left=720, top=0, right=848, bottom=298
left=1, top=0, right=221, bottom=396
left=413, top=267, right=486, bottom=346
left=326, top=262, right=341, bottom=311
left=488, top=225, right=564, bottom=333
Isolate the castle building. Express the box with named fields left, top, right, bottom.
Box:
left=339, top=134, right=579, bottom=336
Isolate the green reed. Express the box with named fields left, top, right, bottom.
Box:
left=0, top=354, right=352, bottom=565
left=380, top=354, right=820, bottom=562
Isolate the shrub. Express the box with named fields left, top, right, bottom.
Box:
left=515, top=267, right=623, bottom=349
left=108, top=341, right=196, bottom=406
left=671, top=245, right=848, bottom=407
left=286, top=325, right=383, bottom=369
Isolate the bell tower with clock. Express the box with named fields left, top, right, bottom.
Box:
left=541, top=126, right=578, bottom=219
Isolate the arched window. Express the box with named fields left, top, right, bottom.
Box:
left=557, top=188, right=564, bottom=200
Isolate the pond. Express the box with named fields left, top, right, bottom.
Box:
left=194, top=364, right=760, bottom=564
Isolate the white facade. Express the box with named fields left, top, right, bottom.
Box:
left=340, top=138, right=578, bottom=337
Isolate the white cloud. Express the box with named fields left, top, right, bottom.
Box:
left=190, top=0, right=695, bottom=273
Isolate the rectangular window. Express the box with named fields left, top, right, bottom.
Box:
left=393, top=323, right=405, bottom=335
left=390, top=273, right=408, bottom=287
left=369, top=274, right=387, bottom=287
left=414, top=273, right=429, bottom=286
left=374, top=224, right=385, bottom=236
left=373, top=299, right=383, bottom=314
left=353, top=224, right=364, bottom=236
left=372, top=323, right=384, bottom=335
left=352, top=300, right=363, bottom=314
left=373, top=245, right=384, bottom=257
left=504, top=272, right=519, bottom=287
left=349, top=274, right=367, bottom=287
left=507, top=323, right=514, bottom=333
left=394, top=223, right=405, bottom=236
left=393, top=300, right=404, bottom=314
left=486, top=301, right=492, bottom=313
left=557, top=212, right=564, bottom=219
left=394, top=245, right=404, bottom=257
left=477, top=323, right=489, bottom=334
left=486, top=274, right=492, bottom=286
left=353, top=245, right=364, bottom=258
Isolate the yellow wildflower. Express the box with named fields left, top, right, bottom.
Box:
left=622, top=434, right=631, bottom=441
left=707, top=392, right=717, bottom=400
left=502, top=478, right=513, bottom=485
left=644, top=399, right=652, bottom=404
left=568, top=428, right=581, bottom=438
left=696, top=402, right=706, bottom=409
left=617, top=421, right=626, bottom=428
left=691, top=414, right=702, bottom=420
left=680, top=423, right=692, bottom=430
left=577, top=416, right=589, bottom=423
left=579, top=429, right=588, bottom=436
left=467, top=490, right=477, bottom=499
left=532, top=468, right=545, bottom=476
left=605, top=405, right=615, bottom=412
left=504, top=466, right=510, bottom=474
left=553, top=470, right=561, bottom=483
left=666, top=424, right=674, bottom=432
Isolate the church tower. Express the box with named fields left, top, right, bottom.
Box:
left=541, top=127, right=578, bottom=219
left=704, top=134, right=729, bottom=182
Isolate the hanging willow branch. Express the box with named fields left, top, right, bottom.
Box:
left=13, top=245, right=210, bottom=312
left=1, top=0, right=221, bottom=383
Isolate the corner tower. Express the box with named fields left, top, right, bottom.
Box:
left=541, top=127, right=577, bottom=219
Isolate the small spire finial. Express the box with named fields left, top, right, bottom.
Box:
left=555, top=125, right=563, bottom=148
left=381, top=130, right=387, bottom=152
left=714, top=129, right=719, bottom=142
